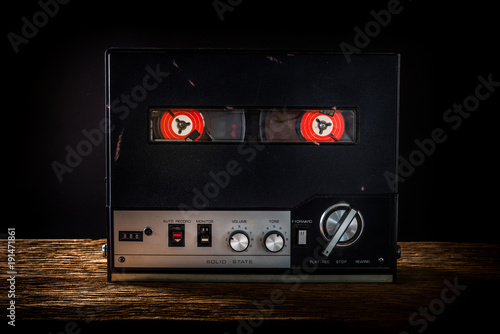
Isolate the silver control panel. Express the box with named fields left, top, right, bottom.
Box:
left=113, top=210, right=291, bottom=268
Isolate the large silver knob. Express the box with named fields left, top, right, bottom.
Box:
left=320, top=203, right=363, bottom=257
left=229, top=231, right=249, bottom=252
left=320, top=203, right=363, bottom=246
left=264, top=231, right=285, bottom=253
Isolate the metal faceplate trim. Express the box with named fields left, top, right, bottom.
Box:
left=111, top=273, right=394, bottom=283
left=113, top=210, right=291, bottom=269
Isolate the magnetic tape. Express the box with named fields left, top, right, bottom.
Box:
left=149, top=108, right=355, bottom=143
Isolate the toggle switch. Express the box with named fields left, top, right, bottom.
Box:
left=168, top=224, right=185, bottom=247
left=197, top=224, right=212, bottom=247
left=297, top=228, right=308, bottom=246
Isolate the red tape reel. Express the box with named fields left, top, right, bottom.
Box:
left=300, top=111, right=345, bottom=142
left=160, top=109, right=205, bottom=140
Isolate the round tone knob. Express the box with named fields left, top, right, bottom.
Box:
left=320, top=203, right=363, bottom=247
left=229, top=231, right=249, bottom=252
left=264, top=231, right=285, bottom=253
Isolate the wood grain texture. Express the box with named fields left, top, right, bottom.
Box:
left=2, top=240, right=499, bottom=331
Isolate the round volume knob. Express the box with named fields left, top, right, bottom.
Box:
left=229, top=231, right=249, bottom=252
left=264, top=231, right=285, bottom=253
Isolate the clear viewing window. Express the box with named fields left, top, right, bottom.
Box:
left=149, top=108, right=356, bottom=143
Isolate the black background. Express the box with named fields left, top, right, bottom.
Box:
left=4, top=0, right=499, bottom=243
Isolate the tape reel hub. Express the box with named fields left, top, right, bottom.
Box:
left=160, top=109, right=205, bottom=140
left=300, top=111, right=345, bottom=142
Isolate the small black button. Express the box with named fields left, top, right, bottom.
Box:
left=144, top=227, right=153, bottom=236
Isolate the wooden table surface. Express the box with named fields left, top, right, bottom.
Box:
left=3, top=239, right=499, bottom=333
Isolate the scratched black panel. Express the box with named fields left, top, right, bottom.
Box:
left=106, top=50, right=399, bottom=210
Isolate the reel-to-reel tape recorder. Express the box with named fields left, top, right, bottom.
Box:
left=105, top=49, right=400, bottom=282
